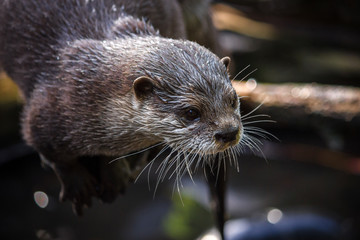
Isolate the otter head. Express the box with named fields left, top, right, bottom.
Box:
left=132, top=39, right=242, bottom=157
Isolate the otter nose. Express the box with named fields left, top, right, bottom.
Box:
left=214, top=126, right=239, bottom=143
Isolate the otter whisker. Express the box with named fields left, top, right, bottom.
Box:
left=215, top=152, right=226, bottom=183
left=244, top=127, right=278, bottom=141
left=160, top=145, right=193, bottom=187
left=134, top=144, right=169, bottom=184
left=233, top=141, right=245, bottom=156
left=194, top=152, right=204, bottom=172
left=166, top=151, right=186, bottom=200
left=108, top=142, right=164, bottom=164
left=164, top=151, right=184, bottom=182
left=156, top=148, right=180, bottom=183
left=202, top=153, right=220, bottom=183
left=167, top=146, right=191, bottom=182
left=241, top=113, right=272, bottom=121
left=231, top=64, right=250, bottom=82
left=181, top=153, right=194, bottom=183
left=189, top=149, right=203, bottom=172
left=244, top=129, right=271, bottom=140
left=206, top=154, right=217, bottom=176
left=172, top=172, right=184, bottom=205
left=240, top=68, right=257, bottom=83
left=232, top=145, right=243, bottom=163
left=227, top=147, right=239, bottom=171
left=233, top=149, right=240, bottom=171
left=238, top=103, right=278, bottom=162
left=174, top=155, right=185, bottom=196
left=185, top=147, right=206, bottom=179
left=242, top=134, right=267, bottom=159
left=241, top=102, right=264, bottom=119
left=166, top=142, right=207, bottom=193
left=243, top=120, right=276, bottom=125
left=223, top=152, right=228, bottom=180
left=179, top=150, right=198, bottom=184
left=243, top=134, right=264, bottom=149
left=152, top=148, right=180, bottom=195
left=147, top=145, right=176, bottom=187
left=194, top=143, right=210, bottom=168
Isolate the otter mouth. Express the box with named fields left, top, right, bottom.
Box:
left=215, top=138, right=240, bottom=153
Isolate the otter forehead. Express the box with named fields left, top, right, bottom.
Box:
left=149, top=38, right=230, bottom=83
left=138, top=38, right=233, bottom=97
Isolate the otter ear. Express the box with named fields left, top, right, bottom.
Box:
left=133, top=76, right=154, bottom=100
left=220, top=56, right=231, bottom=70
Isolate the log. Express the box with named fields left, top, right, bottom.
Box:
left=232, top=80, right=360, bottom=126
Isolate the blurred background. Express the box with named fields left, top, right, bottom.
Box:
left=1, top=0, right=360, bottom=239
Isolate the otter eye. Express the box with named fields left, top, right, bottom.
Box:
left=183, top=108, right=200, bottom=122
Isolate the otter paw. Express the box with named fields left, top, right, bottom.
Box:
left=97, top=159, right=132, bottom=203
left=54, top=164, right=98, bottom=216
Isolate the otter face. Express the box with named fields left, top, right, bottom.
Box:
left=133, top=55, right=243, bottom=156
left=171, top=84, right=242, bottom=155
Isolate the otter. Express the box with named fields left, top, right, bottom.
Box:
left=0, top=0, right=242, bottom=215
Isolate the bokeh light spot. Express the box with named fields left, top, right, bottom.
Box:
left=267, top=208, right=283, bottom=224
left=34, top=191, right=49, bottom=209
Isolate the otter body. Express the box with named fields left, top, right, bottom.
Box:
left=0, top=0, right=242, bottom=214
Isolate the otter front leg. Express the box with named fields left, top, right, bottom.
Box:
left=95, top=157, right=131, bottom=203
left=40, top=154, right=98, bottom=216
left=95, top=151, right=149, bottom=203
